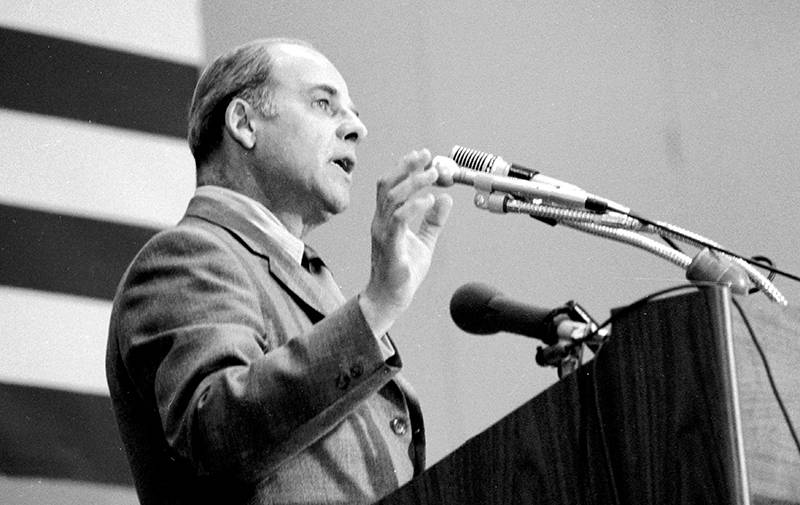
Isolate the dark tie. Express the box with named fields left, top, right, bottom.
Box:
left=301, top=244, right=324, bottom=273
left=302, top=244, right=346, bottom=305
left=303, top=245, right=396, bottom=358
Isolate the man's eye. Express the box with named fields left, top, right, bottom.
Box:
left=314, top=98, right=332, bottom=111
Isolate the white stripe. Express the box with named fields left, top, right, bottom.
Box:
left=0, top=287, right=112, bottom=395
left=0, top=0, right=203, bottom=64
left=0, top=109, right=195, bottom=228
left=0, top=475, right=136, bottom=505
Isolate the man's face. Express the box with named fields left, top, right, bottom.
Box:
left=250, top=44, right=368, bottom=228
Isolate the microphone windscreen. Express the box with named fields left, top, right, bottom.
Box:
left=450, top=282, right=556, bottom=342
left=450, top=145, right=499, bottom=174
left=449, top=282, right=504, bottom=334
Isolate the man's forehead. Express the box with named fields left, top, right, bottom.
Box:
left=270, top=44, right=349, bottom=93
left=270, top=42, right=324, bottom=62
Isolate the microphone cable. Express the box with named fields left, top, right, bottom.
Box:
left=586, top=284, right=697, bottom=505
left=731, top=296, right=800, bottom=456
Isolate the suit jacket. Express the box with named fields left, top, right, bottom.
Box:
left=106, top=193, right=425, bottom=505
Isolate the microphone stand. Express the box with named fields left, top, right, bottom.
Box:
left=534, top=301, right=607, bottom=378
left=471, top=190, right=787, bottom=305
left=535, top=337, right=582, bottom=378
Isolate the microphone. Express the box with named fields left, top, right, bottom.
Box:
left=449, top=282, right=571, bottom=345
left=432, top=156, right=625, bottom=214
left=444, top=147, right=630, bottom=215
left=450, top=145, right=583, bottom=192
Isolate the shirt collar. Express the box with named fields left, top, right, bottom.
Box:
left=194, top=185, right=305, bottom=265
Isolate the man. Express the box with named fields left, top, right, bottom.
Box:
left=106, top=38, right=452, bottom=505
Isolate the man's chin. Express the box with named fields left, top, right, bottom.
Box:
left=327, top=199, right=350, bottom=216
left=308, top=198, right=349, bottom=227
left=325, top=191, right=350, bottom=215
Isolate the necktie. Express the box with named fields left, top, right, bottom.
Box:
left=302, top=245, right=395, bottom=359
left=302, top=245, right=346, bottom=305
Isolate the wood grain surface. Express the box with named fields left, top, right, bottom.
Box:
left=379, top=287, right=800, bottom=505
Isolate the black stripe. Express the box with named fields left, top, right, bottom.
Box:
left=0, top=382, right=133, bottom=486
left=0, top=203, right=159, bottom=300
left=0, top=26, right=199, bottom=138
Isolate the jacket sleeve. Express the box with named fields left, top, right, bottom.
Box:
left=110, top=223, right=401, bottom=481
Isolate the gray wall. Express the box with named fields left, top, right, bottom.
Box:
left=202, top=1, right=800, bottom=466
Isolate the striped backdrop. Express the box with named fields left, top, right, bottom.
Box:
left=1, top=3, right=202, bottom=503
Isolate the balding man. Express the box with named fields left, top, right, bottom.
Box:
left=106, top=38, right=451, bottom=505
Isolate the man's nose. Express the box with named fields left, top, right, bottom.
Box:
left=338, top=110, right=368, bottom=144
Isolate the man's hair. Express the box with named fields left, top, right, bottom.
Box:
left=187, top=37, right=314, bottom=166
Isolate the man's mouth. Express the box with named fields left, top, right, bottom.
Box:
left=331, top=156, right=355, bottom=174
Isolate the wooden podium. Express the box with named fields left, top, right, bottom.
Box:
left=379, top=286, right=800, bottom=505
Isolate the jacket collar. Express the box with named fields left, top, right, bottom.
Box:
left=184, top=193, right=342, bottom=316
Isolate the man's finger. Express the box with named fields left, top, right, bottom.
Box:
left=377, top=149, right=432, bottom=192
left=391, top=192, right=438, bottom=226
left=382, top=168, right=438, bottom=212
left=417, top=193, right=453, bottom=247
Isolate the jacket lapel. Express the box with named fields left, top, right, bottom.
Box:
left=185, top=193, right=426, bottom=470
left=184, top=194, right=341, bottom=316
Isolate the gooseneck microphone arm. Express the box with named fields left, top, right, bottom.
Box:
left=496, top=197, right=786, bottom=304
left=433, top=151, right=788, bottom=305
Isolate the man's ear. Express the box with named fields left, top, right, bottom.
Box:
left=224, top=98, right=257, bottom=149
